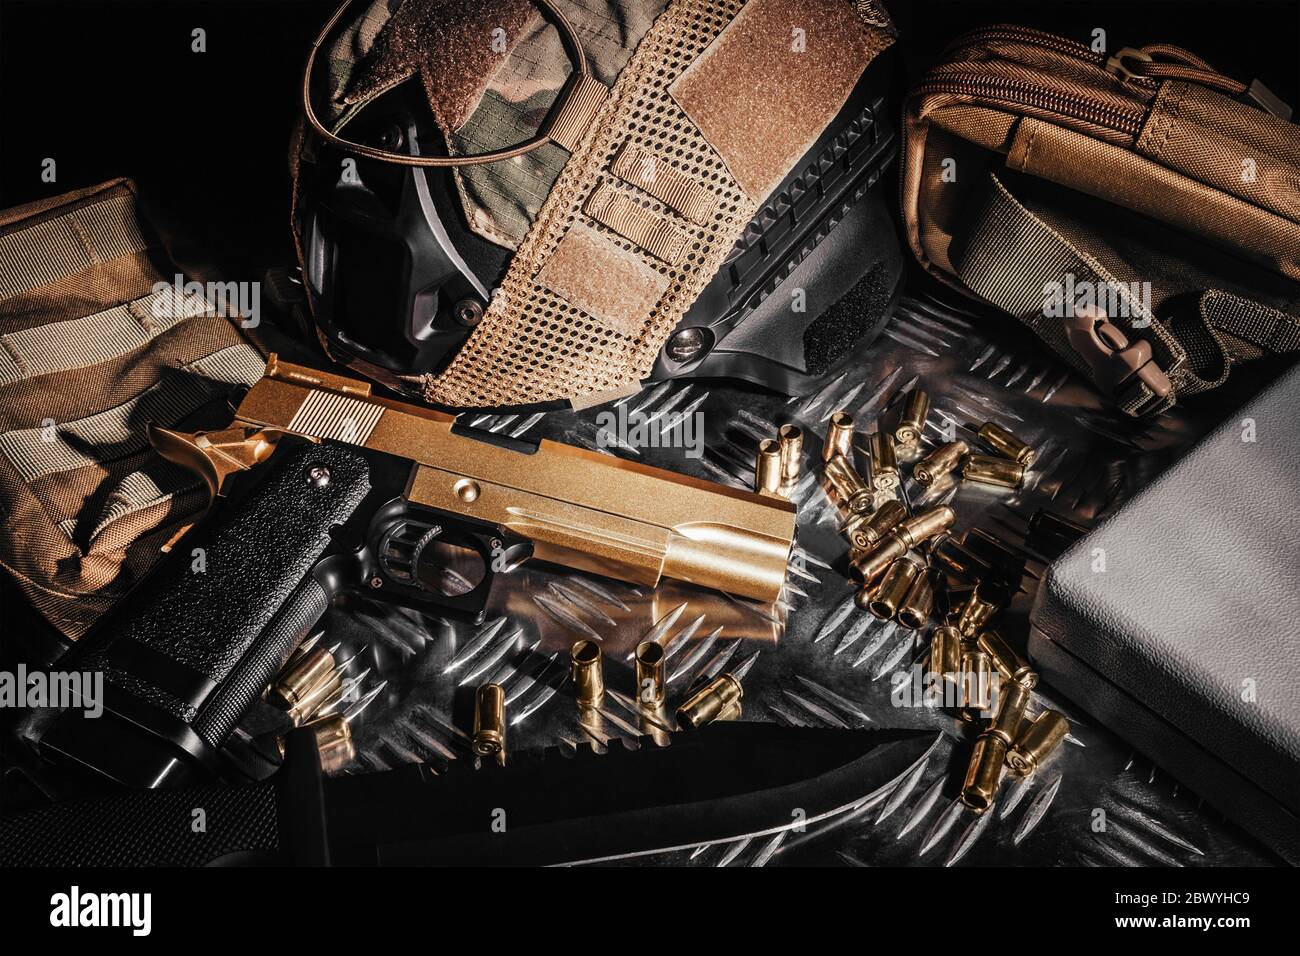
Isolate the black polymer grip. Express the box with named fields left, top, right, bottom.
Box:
left=46, top=441, right=373, bottom=787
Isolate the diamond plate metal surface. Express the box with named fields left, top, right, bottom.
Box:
left=257, top=291, right=1279, bottom=866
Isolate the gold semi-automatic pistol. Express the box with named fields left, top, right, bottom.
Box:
left=42, top=357, right=794, bottom=787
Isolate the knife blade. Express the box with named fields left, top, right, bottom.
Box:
left=0, top=722, right=936, bottom=866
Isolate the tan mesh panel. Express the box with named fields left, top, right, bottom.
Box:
left=422, top=0, right=891, bottom=407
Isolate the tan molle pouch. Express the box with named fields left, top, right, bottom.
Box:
left=901, top=25, right=1300, bottom=416
left=0, top=181, right=265, bottom=640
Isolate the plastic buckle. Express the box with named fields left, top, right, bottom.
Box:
left=1062, top=306, right=1172, bottom=413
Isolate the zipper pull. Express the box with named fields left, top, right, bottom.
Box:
left=1241, top=79, right=1293, bottom=121
left=1106, top=45, right=1292, bottom=120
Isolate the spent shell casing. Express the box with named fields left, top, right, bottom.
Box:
left=978, top=422, right=1036, bottom=466
left=867, top=558, right=923, bottom=620
left=955, top=580, right=1007, bottom=637
left=895, top=389, right=930, bottom=445
left=977, top=630, right=1037, bottom=689
left=778, top=424, right=803, bottom=483
left=843, top=498, right=907, bottom=550
left=896, top=505, right=956, bottom=549
left=755, top=438, right=783, bottom=495
left=1007, top=710, right=1069, bottom=775
left=634, top=640, right=666, bottom=707
left=896, top=568, right=935, bottom=630
left=913, top=440, right=968, bottom=486
left=676, top=673, right=743, bottom=729
left=289, top=670, right=343, bottom=726
left=986, top=680, right=1032, bottom=746
left=823, top=410, right=855, bottom=462
left=849, top=534, right=907, bottom=586
left=824, top=454, right=875, bottom=514
left=570, top=639, right=605, bottom=706
left=269, top=645, right=336, bottom=711
left=473, top=683, right=507, bottom=762
left=961, top=734, right=1008, bottom=813
left=868, top=431, right=899, bottom=491
left=929, top=625, right=963, bottom=685
left=963, top=454, right=1025, bottom=489
left=961, top=648, right=994, bottom=712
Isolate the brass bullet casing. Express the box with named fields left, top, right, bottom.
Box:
left=676, top=673, right=743, bottom=729
left=961, top=734, right=1008, bottom=813
left=778, top=424, right=803, bottom=483
left=867, top=558, right=923, bottom=620
left=308, top=713, right=356, bottom=774
left=978, top=422, right=1036, bottom=466
left=1007, top=710, right=1069, bottom=776
left=848, top=505, right=955, bottom=586
left=570, top=639, right=605, bottom=706
left=961, top=648, right=994, bottom=712
left=289, top=670, right=343, bottom=726
left=823, top=410, right=855, bottom=462
left=635, top=640, right=666, bottom=707
left=929, top=624, right=963, bottom=683
left=962, top=454, right=1025, bottom=489
left=986, top=679, right=1032, bottom=746
left=755, top=438, right=783, bottom=495
left=472, top=683, right=507, bottom=762
left=842, top=498, right=907, bottom=550
left=913, top=440, right=968, bottom=486
left=268, top=646, right=335, bottom=712
left=896, top=568, right=935, bottom=630
left=954, top=579, right=1007, bottom=637
left=977, top=630, right=1038, bottom=689
left=895, top=389, right=930, bottom=446
left=868, top=431, right=899, bottom=491
left=824, top=454, right=875, bottom=515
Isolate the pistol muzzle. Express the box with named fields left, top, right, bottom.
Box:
left=977, top=422, right=1036, bottom=466
left=473, top=684, right=507, bottom=763
left=571, top=639, right=605, bottom=706
left=676, top=673, right=743, bottom=729
left=913, top=440, right=967, bottom=486
left=1007, top=711, right=1069, bottom=776
left=895, top=389, right=930, bottom=446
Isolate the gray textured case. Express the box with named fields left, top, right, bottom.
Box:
left=1029, top=365, right=1300, bottom=864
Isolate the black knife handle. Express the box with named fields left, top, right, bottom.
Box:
left=42, top=441, right=373, bottom=788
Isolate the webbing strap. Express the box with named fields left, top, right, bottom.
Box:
left=1200, top=288, right=1300, bottom=354
left=957, top=171, right=1179, bottom=415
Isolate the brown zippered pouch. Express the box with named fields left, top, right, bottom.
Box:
left=901, top=25, right=1300, bottom=415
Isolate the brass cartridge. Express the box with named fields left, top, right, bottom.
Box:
left=961, top=735, right=1008, bottom=813
left=963, top=454, right=1025, bottom=489
left=961, top=648, right=994, bottom=712
left=867, top=558, right=922, bottom=620
left=929, top=624, right=963, bottom=683
left=978, top=630, right=1037, bottom=689
left=986, top=680, right=1031, bottom=746
left=635, top=640, right=666, bottom=707
left=755, top=439, right=783, bottom=495
left=472, top=683, right=507, bottom=762
left=778, top=424, right=803, bottom=483
left=676, top=673, right=743, bottom=729
left=842, top=499, right=906, bottom=550
left=275, top=713, right=356, bottom=774
left=868, top=431, right=899, bottom=491
left=913, top=440, right=967, bottom=486
left=824, top=454, right=875, bottom=514
left=848, top=505, right=955, bottom=585
left=1007, top=711, right=1069, bottom=775
left=269, top=645, right=335, bottom=712
left=895, top=390, right=930, bottom=445
left=978, top=422, right=1036, bottom=465
left=955, top=580, right=1007, bottom=637
left=896, top=569, right=935, bottom=630
left=289, top=670, right=343, bottom=726
left=823, top=410, right=855, bottom=462
left=570, top=639, right=605, bottom=706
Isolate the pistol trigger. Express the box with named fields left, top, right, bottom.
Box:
left=147, top=422, right=295, bottom=500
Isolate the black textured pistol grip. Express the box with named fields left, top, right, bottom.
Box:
left=82, top=441, right=372, bottom=750
left=0, top=783, right=280, bottom=866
